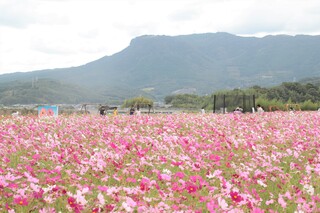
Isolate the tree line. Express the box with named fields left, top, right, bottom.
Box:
left=164, top=82, right=320, bottom=111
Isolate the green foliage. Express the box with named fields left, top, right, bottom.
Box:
left=300, top=100, right=319, bottom=110
left=122, top=96, right=154, bottom=108
left=168, top=94, right=199, bottom=109
left=165, top=94, right=213, bottom=110
left=0, top=79, right=104, bottom=105
left=263, top=82, right=320, bottom=103
left=245, top=82, right=320, bottom=111
left=165, top=81, right=320, bottom=111
left=256, top=97, right=286, bottom=111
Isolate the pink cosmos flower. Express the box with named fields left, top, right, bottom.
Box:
left=25, top=165, right=34, bottom=172
left=278, top=194, right=287, bottom=208
left=97, top=193, right=105, bottom=206
left=171, top=161, right=183, bottom=166
left=33, top=188, right=44, bottom=199
left=105, top=204, right=114, bottom=212
left=14, top=197, right=28, bottom=206
left=218, top=197, right=228, bottom=210
left=24, top=172, right=39, bottom=183
left=7, top=183, right=18, bottom=189
left=5, top=203, right=12, bottom=211
left=140, top=182, right=148, bottom=191
left=284, top=191, right=292, bottom=200
left=312, top=195, right=320, bottom=202
left=172, top=205, right=179, bottom=211
left=266, top=199, right=274, bottom=205
left=159, top=173, right=171, bottom=181
left=171, top=182, right=182, bottom=192
left=75, top=190, right=88, bottom=206
left=110, top=142, right=118, bottom=150
left=174, top=171, right=185, bottom=179
left=97, top=186, right=108, bottom=192
left=126, top=177, right=137, bottom=183
left=207, top=200, right=219, bottom=213
left=68, top=197, right=83, bottom=213
left=159, top=156, right=167, bottom=162
left=32, top=154, right=41, bottom=160
left=209, top=154, right=221, bottom=165
left=39, top=207, right=56, bottom=213
left=91, top=207, right=99, bottom=213
left=140, top=178, right=150, bottom=191
left=126, top=197, right=137, bottom=207
left=190, top=175, right=201, bottom=182
left=252, top=207, right=265, bottom=213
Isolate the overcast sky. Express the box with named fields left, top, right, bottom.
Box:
left=1, top=0, right=320, bottom=75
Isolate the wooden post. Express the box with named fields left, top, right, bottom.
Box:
left=213, top=95, right=216, bottom=113
left=223, top=95, right=226, bottom=114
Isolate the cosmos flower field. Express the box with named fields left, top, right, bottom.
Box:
left=0, top=112, right=319, bottom=212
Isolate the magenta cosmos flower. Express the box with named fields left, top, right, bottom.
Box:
left=68, top=197, right=77, bottom=207
left=230, top=191, right=243, bottom=203
left=186, top=183, right=198, bottom=193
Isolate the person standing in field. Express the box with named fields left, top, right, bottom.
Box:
left=234, top=106, right=243, bottom=114
left=257, top=104, right=264, bottom=113
left=136, top=104, right=141, bottom=116
left=99, top=106, right=105, bottom=116
left=113, top=107, right=118, bottom=116
left=129, top=105, right=135, bottom=115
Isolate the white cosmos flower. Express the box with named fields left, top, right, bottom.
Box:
left=257, top=179, right=267, bottom=187
left=162, top=169, right=171, bottom=175
left=303, top=184, right=314, bottom=196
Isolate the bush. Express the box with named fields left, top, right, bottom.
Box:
left=122, top=96, right=153, bottom=108
left=300, top=100, right=319, bottom=111
left=255, top=98, right=285, bottom=111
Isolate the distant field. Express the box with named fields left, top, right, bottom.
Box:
left=0, top=112, right=319, bottom=212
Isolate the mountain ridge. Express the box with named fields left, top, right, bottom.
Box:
left=1, top=32, right=320, bottom=104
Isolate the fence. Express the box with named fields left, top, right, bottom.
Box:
left=213, top=94, right=255, bottom=113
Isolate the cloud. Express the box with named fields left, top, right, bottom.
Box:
left=0, top=0, right=36, bottom=28
left=78, top=28, right=100, bottom=39
left=169, top=8, right=201, bottom=22
left=209, top=0, right=320, bottom=35
left=0, top=0, right=68, bottom=29
left=1, top=0, right=320, bottom=74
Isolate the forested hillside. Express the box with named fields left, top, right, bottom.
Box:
left=0, top=79, right=104, bottom=105
left=165, top=82, right=320, bottom=111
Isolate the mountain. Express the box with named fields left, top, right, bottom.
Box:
left=1, top=32, right=320, bottom=104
